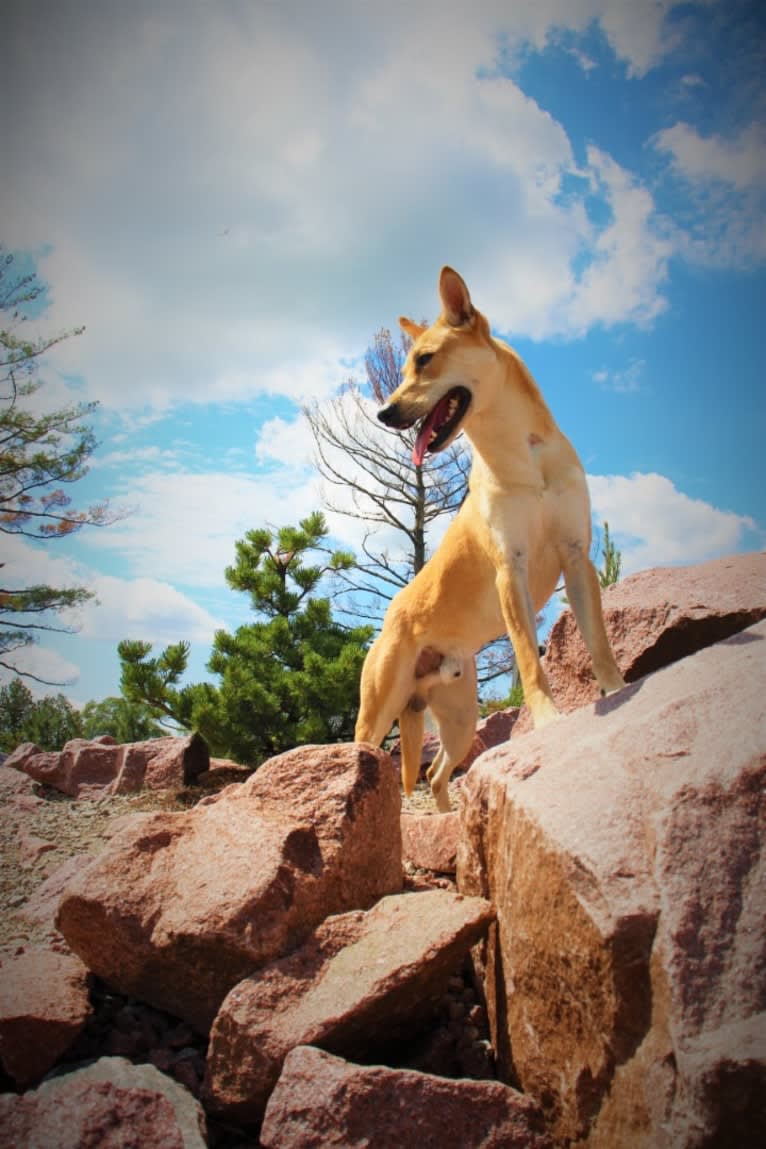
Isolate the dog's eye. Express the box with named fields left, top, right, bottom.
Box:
left=415, top=352, right=434, bottom=371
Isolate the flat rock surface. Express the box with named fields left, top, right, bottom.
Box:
left=260, top=1045, right=552, bottom=1148
left=205, top=888, right=494, bottom=1123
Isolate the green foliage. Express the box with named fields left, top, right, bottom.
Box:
left=118, top=513, right=373, bottom=766
left=118, top=639, right=196, bottom=730
left=0, top=247, right=115, bottom=684
left=597, top=520, right=622, bottom=588
left=479, top=680, right=524, bottom=717
left=80, top=696, right=166, bottom=743
left=0, top=677, right=82, bottom=751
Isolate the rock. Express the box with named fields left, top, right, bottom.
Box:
left=2, top=733, right=209, bottom=798
left=0, top=1056, right=207, bottom=1148
left=260, top=1046, right=552, bottom=1148
left=476, top=706, right=520, bottom=747
left=20, top=856, right=90, bottom=934
left=543, top=550, right=766, bottom=714
left=57, top=743, right=402, bottom=1031
left=458, top=620, right=766, bottom=1146
left=401, top=811, right=459, bottom=873
left=204, top=889, right=494, bottom=1125
left=0, top=761, right=40, bottom=796
left=0, top=946, right=91, bottom=1085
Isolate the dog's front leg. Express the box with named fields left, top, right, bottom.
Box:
left=496, top=559, right=559, bottom=727
left=562, top=544, right=626, bottom=696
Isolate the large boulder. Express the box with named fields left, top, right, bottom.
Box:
left=204, top=888, right=494, bottom=1124
left=3, top=734, right=209, bottom=798
left=0, top=1056, right=207, bottom=1148
left=0, top=945, right=92, bottom=1085
left=57, top=743, right=402, bottom=1031
left=260, top=1046, right=552, bottom=1148
left=543, top=550, right=766, bottom=714
left=458, top=620, right=766, bottom=1146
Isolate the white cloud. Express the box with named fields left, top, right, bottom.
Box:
left=654, top=121, right=766, bottom=192
left=1, top=0, right=690, bottom=421
left=256, top=414, right=315, bottom=468
left=588, top=472, right=760, bottom=574
left=652, top=121, right=766, bottom=267
left=591, top=359, right=645, bottom=394
left=81, top=575, right=221, bottom=645
left=0, top=644, right=81, bottom=693
left=87, top=469, right=324, bottom=586
left=0, top=533, right=222, bottom=693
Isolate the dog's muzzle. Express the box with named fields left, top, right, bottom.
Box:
left=377, top=402, right=412, bottom=430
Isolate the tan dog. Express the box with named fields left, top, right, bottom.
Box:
left=355, top=267, right=625, bottom=810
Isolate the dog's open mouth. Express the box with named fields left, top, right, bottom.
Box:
left=412, top=387, right=471, bottom=466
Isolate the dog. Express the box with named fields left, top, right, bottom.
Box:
left=354, top=266, right=625, bottom=810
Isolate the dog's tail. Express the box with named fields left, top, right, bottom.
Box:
left=398, top=698, right=426, bottom=795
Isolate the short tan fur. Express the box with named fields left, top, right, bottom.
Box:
left=355, top=267, right=625, bottom=810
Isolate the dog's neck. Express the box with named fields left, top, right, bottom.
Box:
left=463, top=340, right=558, bottom=488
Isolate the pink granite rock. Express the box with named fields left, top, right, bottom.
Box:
left=0, top=1056, right=207, bottom=1148
left=3, top=734, right=209, bottom=798
left=401, top=811, right=459, bottom=873
left=476, top=707, right=520, bottom=747
left=260, top=1046, right=552, bottom=1148
left=204, top=889, right=494, bottom=1125
left=0, top=946, right=92, bottom=1085
left=0, top=761, right=40, bottom=796
left=543, top=550, right=766, bottom=714
left=57, top=743, right=402, bottom=1031
left=458, top=620, right=766, bottom=1147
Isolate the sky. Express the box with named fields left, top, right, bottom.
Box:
left=2, top=0, right=764, bottom=705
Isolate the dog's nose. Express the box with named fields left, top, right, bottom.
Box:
left=377, top=403, right=402, bottom=428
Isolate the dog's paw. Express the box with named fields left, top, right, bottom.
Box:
left=530, top=697, right=560, bottom=729
left=599, top=674, right=627, bottom=698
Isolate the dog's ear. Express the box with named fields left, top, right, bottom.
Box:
left=439, top=267, right=473, bottom=326
left=399, top=316, right=426, bottom=340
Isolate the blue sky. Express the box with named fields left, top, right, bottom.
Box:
left=2, top=0, right=764, bottom=704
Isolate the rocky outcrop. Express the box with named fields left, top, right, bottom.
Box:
left=0, top=945, right=91, bottom=1085
left=542, top=550, right=766, bottom=714
left=0, top=1056, right=207, bottom=1148
left=401, top=810, right=460, bottom=873
left=4, top=733, right=209, bottom=798
left=260, top=1045, right=552, bottom=1148
left=204, top=889, right=494, bottom=1124
left=458, top=619, right=766, bottom=1146
left=56, top=743, right=402, bottom=1030
left=3, top=555, right=764, bottom=1146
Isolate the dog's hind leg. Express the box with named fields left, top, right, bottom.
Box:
left=562, top=545, right=625, bottom=695
left=398, top=699, right=426, bottom=796
left=426, top=660, right=479, bottom=812
left=355, top=630, right=414, bottom=747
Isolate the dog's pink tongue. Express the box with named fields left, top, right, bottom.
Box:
left=412, top=402, right=446, bottom=467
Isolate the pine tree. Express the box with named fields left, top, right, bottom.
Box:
left=118, top=514, right=372, bottom=766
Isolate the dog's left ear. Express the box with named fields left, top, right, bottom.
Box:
left=399, top=316, right=427, bottom=341
left=439, top=266, right=473, bottom=326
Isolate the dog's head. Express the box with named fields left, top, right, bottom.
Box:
left=378, top=267, right=497, bottom=466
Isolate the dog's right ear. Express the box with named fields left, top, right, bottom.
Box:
left=399, top=316, right=426, bottom=340
left=439, top=266, right=473, bottom=326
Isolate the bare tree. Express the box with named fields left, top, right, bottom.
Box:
left=305, top=327, right=469, bottom=621
left=306, top=326, right=515, bottom=688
